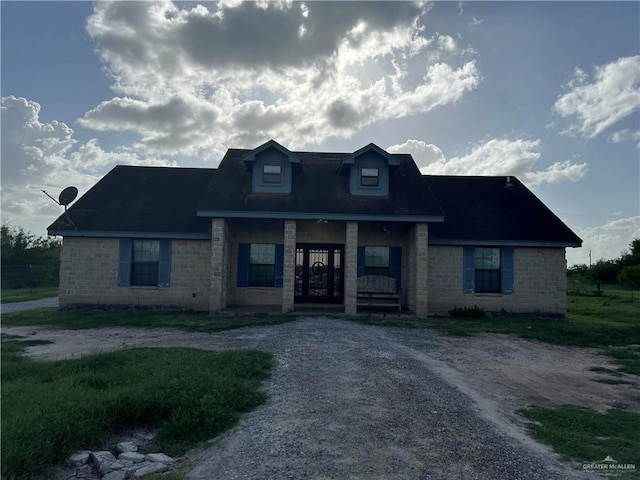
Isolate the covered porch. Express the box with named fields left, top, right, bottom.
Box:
left=208, top=218, right=429, bottom=316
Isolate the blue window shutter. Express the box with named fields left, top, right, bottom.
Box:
left=463, top=246, right=475, bottom=294
left=357, top=246, right=365, bottom=277
left=118, top=239, right=132, bottom=287
left=502, top=247, right=514, bottom=294
left=390, top=247, right=402, bottom=285
left=274, top=244, right=284, bottom=288
left=158, top=239, right=172, bottom=287
left=237, top=243, right=250, bottom=287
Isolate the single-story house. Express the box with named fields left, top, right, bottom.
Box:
left=48, top=140, right=582, bottom=316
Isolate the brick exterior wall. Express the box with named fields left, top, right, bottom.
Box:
left=344, top=221, right=358, bottom=314
left=282, top=220, right=296, bottom=313
left=209, top=219, right=229, bottom=311
left=413, top=223, right=429, bottom=317
left=428, top=245, right=568, bottom=315
left=59, top=237, right=211, bottom=310
left=58, top=223, right=568, bottom=316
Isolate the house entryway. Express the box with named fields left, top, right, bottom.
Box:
left=294, top=244, right=344, bottom=304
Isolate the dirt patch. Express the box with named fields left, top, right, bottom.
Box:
left=427, top=333, right=640, bottom=414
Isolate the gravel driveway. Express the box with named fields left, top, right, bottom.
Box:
left=4, top=315, right=607, bottom=479
left=1, top=296, right=58, bottom=314
left=182, top=318, right=591, bottom=480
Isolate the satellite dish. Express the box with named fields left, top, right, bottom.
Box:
left=58, top=186, right=78, bottom=207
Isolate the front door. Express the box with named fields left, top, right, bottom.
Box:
left=295, top=244, right=344, bottom=303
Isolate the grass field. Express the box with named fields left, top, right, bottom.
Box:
left=1, top=286, right=59, bottom=303
left=2, top=307, right=296, bottom=332
left=1, top=335, right=272, bottom=480
left=520, top=405, right=640, bottom=477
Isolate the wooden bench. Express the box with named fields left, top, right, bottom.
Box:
left=356, top=275, right=401, bottom=312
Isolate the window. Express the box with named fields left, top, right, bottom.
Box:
left=364, top=246, right=390, bottom=276
left=263, top=164, right=282, bottom=184
left=131, top=239, right=160, bottom=286
left=474, top=247, right=501, bottom=293
left=360, top=167, right=379, bottom=187
left=463, top=246, right=514, bottom=295
left=249, top=244, right=276, bottom=286
left=118, top=239, right=171, bottom=287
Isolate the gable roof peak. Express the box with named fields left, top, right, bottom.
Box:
left=241, top=139, right=301, bottom=165
left=338, top=142, right=401, bottom=174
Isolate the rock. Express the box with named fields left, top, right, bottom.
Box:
left=145, top=452, right=176, bottom=464
left=118, top=451, right=146, bottom=463
left=130, top=462, right=169, bottom=478
left=116, top=441, right=138, bottom=453
left=98, top=460, right=125, bottom=475
left=68, top=451, right=91, bottom=466
left=90, top=450, right=117, bottom=468
left=133, top=431, right=156, bottom=442
left=103, top=471, right=128, bottom=480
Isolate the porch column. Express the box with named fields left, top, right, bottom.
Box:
left=209, top=218, right=228, bottom=312
left=282, top=220, right=297, bottom=313
left=414, top=223, right=429, bottom=317
left=344, top=221, right=358, bottom=315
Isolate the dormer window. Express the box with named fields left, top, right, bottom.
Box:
left=263, top=165, right=282, bottom=184
left=338, top=143, right=400, bottom=197
left=243, top=140, right=301, bottom=194
left=361, top=168, right=379, bottom=187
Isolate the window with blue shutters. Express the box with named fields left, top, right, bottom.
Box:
left=364, top=246, right=390, bottom=276
left=118, top=239, right=171, bottom=287
left=463, top=246, right=513, bottom=295
left=237, top=243, right=284, bottom=288
left=357, top=246, right=401, bottom=284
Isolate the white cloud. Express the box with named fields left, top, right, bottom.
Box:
left=388, top=138, right=587, bottom=187
left=78, top=1, right=480, bottom=158
left=609, top=128, right=640, bottom=148
left=1, top=95, right=76, bottom=184
left=567, top=216, right=640, bottom=266
left=469, top=17, right=483, bottom=28
left=1, top=96, right=172, bottom=236
left=553, top=55, right=640, bottom=138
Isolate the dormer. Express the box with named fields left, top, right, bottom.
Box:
left=242, top=140, right=302, bottom=194
left=338, top=143, right=400, bottom=196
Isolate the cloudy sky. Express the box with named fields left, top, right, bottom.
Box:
left=1, top=1, right=638, bottom=266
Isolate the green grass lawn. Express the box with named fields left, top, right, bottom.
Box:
left=2, top=307, right=296, bottom=332
left=353, top=281, right=640, bottom=350
left=520, top=405, right=640, bottom=478
left=1, top=286, right=59, bottom=303
left=1, top=335, right=272, bottom=480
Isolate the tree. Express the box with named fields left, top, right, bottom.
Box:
left=1, top=224, right=61, bottom=267
left=618, top=265, right=640, bottom=298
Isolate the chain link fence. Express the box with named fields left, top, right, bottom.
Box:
left=1, top=265, right=60, bottom=290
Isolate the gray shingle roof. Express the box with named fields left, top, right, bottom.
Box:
left=424, top=175, right=582, bottom=247
left=48, top=165, right=215, bottom=237
left=48, top=149, right=581, bottom=248
left=196, top=149, right=444, bottom=220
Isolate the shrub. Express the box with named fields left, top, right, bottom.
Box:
left=449, top=305, right=486, bottom=318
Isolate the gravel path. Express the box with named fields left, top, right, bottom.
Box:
left=183, top=318, right=592, bottom=480
left=1, top=296, right=58, bottom=315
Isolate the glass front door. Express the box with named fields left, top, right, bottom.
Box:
left=294, top=244, right=343, bottom=303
